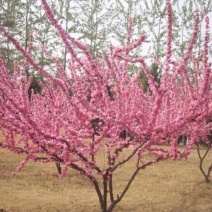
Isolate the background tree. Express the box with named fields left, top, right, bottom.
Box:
left=73, top=0, right=114, bottom=58
left=0, top=0, right=18, bottom=69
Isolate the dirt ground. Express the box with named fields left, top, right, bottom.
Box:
left=0, top=147, right=211, bottom=212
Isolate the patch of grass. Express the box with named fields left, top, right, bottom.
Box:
left=0, top=148, right=211, bottom=212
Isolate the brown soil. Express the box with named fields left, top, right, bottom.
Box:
left=0, top=148, right=211, bottom=212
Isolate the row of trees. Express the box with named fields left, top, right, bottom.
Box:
left=1, top=0, right=212, bottom=65
left=0, top=0, right=212, bottom=211
left=1, top=0, right=211, bottom=94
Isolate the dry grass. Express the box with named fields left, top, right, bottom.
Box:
left=0, top=147, right=211, bottom=212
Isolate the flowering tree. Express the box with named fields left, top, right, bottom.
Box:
left=197, top=137, right=212, bottom=183
left=0, top=0, right=211, bottom=211
left=196, top=115, right=212, bottom=183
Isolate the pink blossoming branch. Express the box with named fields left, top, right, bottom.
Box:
left=0, top=0, right=211, bottom=211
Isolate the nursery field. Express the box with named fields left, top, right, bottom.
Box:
left=0, top=147, right=211, bottom=212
